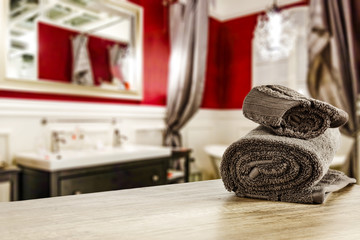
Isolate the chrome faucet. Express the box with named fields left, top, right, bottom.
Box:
left=113, top=129, right=127, bottom=147
left=51, top=131, right=66, bottom=153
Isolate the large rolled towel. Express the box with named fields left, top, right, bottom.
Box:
left=220, top=126, right=356, bottom=204
left=243, top=85, right=348, bottom=139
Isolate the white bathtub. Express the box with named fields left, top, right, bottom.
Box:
left=204, top=144, right=228, bottom=178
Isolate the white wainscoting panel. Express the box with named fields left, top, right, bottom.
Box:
left=135, top=129, right=164, bottom=146
left=0, top=98, right=166, bottom=154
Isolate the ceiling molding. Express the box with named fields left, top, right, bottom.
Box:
left=209, top=0, right=305, bottom=22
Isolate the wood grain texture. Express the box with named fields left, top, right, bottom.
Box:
left=0, top=180, right=360, bottom=240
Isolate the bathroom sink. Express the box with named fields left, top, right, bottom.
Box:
left=204, top=144, right=228, bottom=159
left=15, top=145, right=172, bottom=171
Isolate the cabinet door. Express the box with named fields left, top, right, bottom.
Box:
left=60, top=163, right=165, bottom=196
left=118, top=164, right=165, bottom=189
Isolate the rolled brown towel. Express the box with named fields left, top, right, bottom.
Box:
left=220, top=126, right=356, bottom=204
left=243, top=85, right=348, bottom=139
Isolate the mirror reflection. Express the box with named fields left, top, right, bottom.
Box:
left=7, top=0, right=140, bottom=92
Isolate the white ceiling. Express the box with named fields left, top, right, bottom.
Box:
left=209, top=0, right=305, bottom=21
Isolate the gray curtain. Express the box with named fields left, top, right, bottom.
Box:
left=307, top=0, right=360, bottom=179
left=163, top=0, right=209, bottom=147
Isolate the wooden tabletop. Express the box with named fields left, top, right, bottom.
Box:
left=0, top=180, right=360, bottom=240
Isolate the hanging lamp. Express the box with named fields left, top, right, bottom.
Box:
left=254, top=0, right=296, bottom=61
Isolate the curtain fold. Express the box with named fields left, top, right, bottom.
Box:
left=307, top=0, right=360, bottom=179
left=163, top=0, right=209, bottom=147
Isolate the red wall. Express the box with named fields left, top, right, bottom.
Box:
left=201, top=18, right=223, bottom=109
left=130, top=0, right=169, bottom=105
left=202, top=14, right=257, bottom=109
left=202, top=0, right=309, bottom=109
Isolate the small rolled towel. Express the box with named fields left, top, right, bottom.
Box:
left=220, top=126, right=356, bottom=204
left=243, top=85, right=348, bottom=139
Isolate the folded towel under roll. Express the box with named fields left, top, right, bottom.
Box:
left=243, top=85, right=348, bottom=139
left=220, top=126, right=356, bottom=204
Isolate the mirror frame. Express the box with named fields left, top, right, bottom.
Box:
left=0, top=0, right=143, bottom=100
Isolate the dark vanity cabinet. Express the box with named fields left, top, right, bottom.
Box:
left=19, top=157, right=170, bottom=200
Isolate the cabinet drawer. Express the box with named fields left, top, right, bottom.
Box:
left=60, top=164, right=165, bottom=196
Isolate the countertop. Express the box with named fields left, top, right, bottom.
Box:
left=1, top=180, right=360, bottom=240
left=14, top=145, right=172, bottom=171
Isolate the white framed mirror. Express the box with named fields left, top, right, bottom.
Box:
left=0, top=0, right=143, bottom=100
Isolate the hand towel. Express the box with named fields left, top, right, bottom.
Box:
left=108, top=44, right=130, bottom=90
left=220, top=126, right=356, bottom=204
left=243, top=85, right=348, bottom=139
left=71, top=34, right=94, bottom=86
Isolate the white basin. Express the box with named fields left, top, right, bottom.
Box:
left=15, top=145, right=172, bottom=171
left=204, top=144, right=228, bottom=178
left=204, top=144, right=227, bottom=159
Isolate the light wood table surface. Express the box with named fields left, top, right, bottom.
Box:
left=1, top=180, right=360, bottom=240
